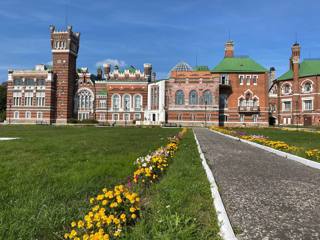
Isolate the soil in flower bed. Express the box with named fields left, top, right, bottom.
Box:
left=0, top=125, right=179, bottom=240
left=125, top=131, right=221, bottom=240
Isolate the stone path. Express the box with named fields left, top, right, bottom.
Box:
left=194, top=128, right=320, bottom=240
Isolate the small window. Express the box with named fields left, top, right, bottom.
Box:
left=253, top=114, right=258, bottom=122
left=112, top=113, right=119, bottom=121
left=303, top=99, right=313, bottom=111
left=252, top=75, right=258, bottom=85
left=99, top=100, right=107, bottom=108
left=14, top=111, right=19, bottom=119
left=283, top=84, right=291, bottom=94
left=303, top=82, right=312, bottom=93
left=240, top=114, right=245, bottom=122
left=25, top=111, right=31, bottom=119
left=221, top=74, right=229, bottom=85
left=99, top=113, right=105, bottom=121
left=124, top=113, right=130, bottom=121
left=37, top=112, right=43, bottom=120
left=134, top=113, right=141, bottom=120
left=246, top=75, right=251, bottom=85
left=239, top=75, right=244, bottom=85
left=283, top=101, right=291, bottom=111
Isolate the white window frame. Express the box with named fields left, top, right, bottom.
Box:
left=239, top=75, right=244, bottom=85
left=134, top=113, right=141, bottom=120
left=123, top=113, right=130, bottom=121
left=240, top=114, right=245, bottom=122
left=246, top=75, right=251, bottom=85
left=281, top=99, right=292, bottom=112
left=302, top=97, right=313, bottom=111
left=25, top=111, right=31, bottom=119
left=252, top=75, right=258, bottom=85
left=37, top=112, right=43, bottom=120
left=99, top=99, right=107, bottom=109
left=14, top=111, right=19, bottom=119
left=112, top=113, right=119, bottom=121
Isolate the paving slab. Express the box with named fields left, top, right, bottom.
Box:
left=194, top=128, right=320, bottom=240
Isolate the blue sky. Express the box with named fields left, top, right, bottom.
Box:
left=0, top=0, right=320, bottom=82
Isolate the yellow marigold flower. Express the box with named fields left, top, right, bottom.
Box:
left=131, top=213, right=137, bottom=219
left=129, top=207, right=136, bottom=213
left=71, top=221, right=76, bottom=227
left=89, top=198, right=95, bottom=204
left=77, top=220, right=84, bottom=229
left=96, top=194, right=104, bottom=201
left=83, top=234, right=89, bottom=240
left=70, top=229, right=77, bottom=237
left=102, top=200, right=108, bottom=206
left=116, top=196, right=122, bottom=203
left=113, top=217, right=120, bottom=225
left=63, top=233, right=69, bottom=239
left=103, top=233, right=110, bottom=240
left=92, top=205, right=99, bottom=212
left=135, top=197, right=140, bottom=202
left=114, top=230, right=121, bottom=237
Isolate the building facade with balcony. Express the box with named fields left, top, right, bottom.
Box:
left=270, top=43, right=320, bottom=126
left=211, top=41, right=270, bottom=126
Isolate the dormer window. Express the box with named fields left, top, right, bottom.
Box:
left=252, top=75, right=258, bottom=85
left=246, top=75, right=251, bottom=85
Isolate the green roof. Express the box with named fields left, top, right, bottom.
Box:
left=211, top=57, right=267, bottom=73
left=278, top=59, right=320, bottom=81
left=193, top=65, right=209, bottom=71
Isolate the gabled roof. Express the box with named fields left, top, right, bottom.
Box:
left=278, top=59, right=320, bottom=81
left=211, top=56, right=267, bottom=73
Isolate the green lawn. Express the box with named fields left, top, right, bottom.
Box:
left=0, top=126, right=179, bottom=239
left=232, top=127, right=320, bottom=158
left=125, top=131, right=221, bottom=240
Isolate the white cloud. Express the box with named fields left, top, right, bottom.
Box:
left=95, top=59, right=126, bottom=67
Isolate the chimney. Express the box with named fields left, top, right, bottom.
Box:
left=224, top=40, right=234, bottom=58
left=269, top=67, right=276, bottom=87
left=103, top=63, right=111, bottom=78
left=97, top=67, right=103, bottom=80
left=144, top=63, right=152, bottom=82
left=290, top=42, right=300, bottom=81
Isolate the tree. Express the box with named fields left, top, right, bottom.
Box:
left=0, top=82, right=7, bottom=121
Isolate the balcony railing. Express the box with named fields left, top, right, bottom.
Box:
left=238, top=106, right=260, bottom=112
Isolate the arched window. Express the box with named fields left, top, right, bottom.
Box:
left=175, top=90, right=184, bottom=105
left=303, top=82, right=312, bottom=93
left=203, top=90, right=212, bottom=105
left=123, top=94, right=131, bottom=111
left=112, top=95, right=120, bottom=111
left=77, top=89, right=93, bottom=110
left=283, top=84, right=291, bottom=94
left=239, top=97, right=245, bottom=107
left=134, top=95, right=142, bottom=111
left=189, top=90, right=198, bottom=105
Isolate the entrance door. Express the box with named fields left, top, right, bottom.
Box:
left=152, top=114, right=156, bottom=122
left=303, top=116, right=312, bottom=126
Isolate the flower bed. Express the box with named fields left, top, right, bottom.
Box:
left=210, top=126, right=319, bottom=162
left=64, top=128, right=187, bottom=240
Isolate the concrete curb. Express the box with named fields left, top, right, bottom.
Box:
left=210, top=129, right=320, bottom=170
left=0, top=137, right=20, bottom=141
left=193, top=130, right=238, bottom=240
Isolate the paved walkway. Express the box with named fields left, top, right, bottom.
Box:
left=194, top=128, right=320, bottom=240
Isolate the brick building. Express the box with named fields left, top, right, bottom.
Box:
left=165, top=62, right=220, bottom=126
left=212, top=41, right=270, bottom=126
left=269, top=43, right=320, bottom=126
left=5, top=26, right=272, bottom=127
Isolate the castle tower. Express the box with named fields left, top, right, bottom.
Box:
left=50, top=25, right=80, bottom=124
left=224, top=40, right=234, bottom=58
